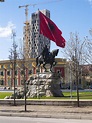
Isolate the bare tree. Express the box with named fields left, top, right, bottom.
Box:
left=83, top=36, right=92, bottom=64
left=89, top=28, right=92, bottom=36
left=81, top=31, right=92, bottom=88
left=9, top=30, right=18, bottom=106
left=62, top=32, right=87, bottom=107
left=18, top=38, right=28, bottom=112
left=63, top=32, right=86, bottom=63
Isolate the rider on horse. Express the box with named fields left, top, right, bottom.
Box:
left=36, top=48, right=59, bottom=72
left=41, top=45, right=50, bottom=62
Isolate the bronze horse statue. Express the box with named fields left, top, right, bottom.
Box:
left=36, top=49, right=59, bottom=72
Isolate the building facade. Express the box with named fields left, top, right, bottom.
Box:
left=23, top=9, right=50, bottom=59
left=1, top=58, right=91, bottom=89
left=0, top=58, right=67, bottom=89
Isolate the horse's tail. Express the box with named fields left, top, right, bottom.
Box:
left=36, top=57, right=38, bottom=66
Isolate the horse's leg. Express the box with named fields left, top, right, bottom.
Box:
left=36, top=57, right=41, bottom=72
left=43, top=63, right=47, bottom=72
left=50, top=64, right=53, bottom=72
left=36, top=57, right=38, bottom=66
left=53, top=61, right=57, bottom=66
left=50, top=60, right=56, bottom=72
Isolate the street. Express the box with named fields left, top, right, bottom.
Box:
left=0, top=116, right=92, bottom=123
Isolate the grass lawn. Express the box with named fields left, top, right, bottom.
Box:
left=63, top=91, right=92, bottom=99
left=0, top=92, right=13, bottom=99
left=28, top=91, right=92, bottom=99
left=0, top=91, right=92, bottom=99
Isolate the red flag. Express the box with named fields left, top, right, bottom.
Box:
left=39, top=11, right=66, bottom=48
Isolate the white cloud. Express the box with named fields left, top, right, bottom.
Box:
left=88, top=0, right=92, bottom=5
left=0, top=22, right=16, bottom=38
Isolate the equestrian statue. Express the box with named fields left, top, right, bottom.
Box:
left=36, top=45, right=59, bottom=72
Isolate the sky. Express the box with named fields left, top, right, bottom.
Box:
left=0, top=0, right=92, bottom=60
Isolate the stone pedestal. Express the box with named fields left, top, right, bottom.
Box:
left=7, top=71, right=64, bottom=99
left=27, top=72, right=64, bottom=97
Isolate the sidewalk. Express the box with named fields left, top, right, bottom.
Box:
left=0, top=105, right=92, bottom=120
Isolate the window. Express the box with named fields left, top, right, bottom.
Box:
left=0, top=71, right=4, bottom=76
left=0, top=80, right=4, bottom=85
left=21, top=70, right=24, bottom=75
left=21, top=80, right=24, bottom=85
left=29, top=70, right=32, bottom=74
left=15, top=70, right=17, bottom=76
left=15, top=78, right=17, bottom=86
left=7, top=71, right=10, bottom=76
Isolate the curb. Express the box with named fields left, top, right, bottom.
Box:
left=0, top=99, right=92, bottom=120
left=0, top=99, right=92, bottom=106
left=0, top=111, right=92, bottom=120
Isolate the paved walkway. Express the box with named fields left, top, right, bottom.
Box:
left=0, top=105, right=92, bottom=120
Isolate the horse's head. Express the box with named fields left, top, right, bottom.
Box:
left=51, top=49, right=59, bottom=57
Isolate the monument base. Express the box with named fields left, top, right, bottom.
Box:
left=26, top=71, right=64, bottom=97
left=6, top=71, right=64, bottom=99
